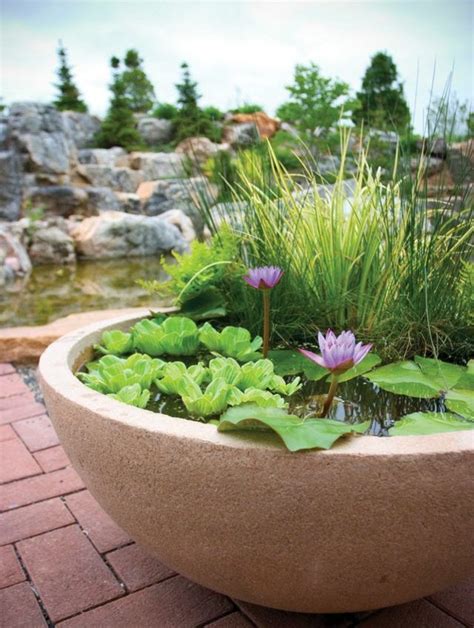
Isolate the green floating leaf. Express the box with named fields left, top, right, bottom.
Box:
left=445, top=389, right=474, bottom=420
left=366, top=361, right=440, bottom=398
left=413, top=356, right=464, bottom=391
left=155, top=361, right=208, bottom=396
left=335, top=353, right=382, bottom=383
left=389, top=412, right=474, bottom=436
left=78, top=353, right=164, bottom=394
left=199, top=323, right=262, bottom=362
left=268, top=349, right=327, bottom=381
left=108, top=384, right=150, bottom=409
left=95, top=330, right=134, bottom=356
left=455, top=360, right=474, bottom=391
left=179, top=287, right=227, bottom=321
left=132, top=316, right=200, bottom=356
left=218, top=404, right=366, bottom=451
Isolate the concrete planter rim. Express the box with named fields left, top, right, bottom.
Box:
left=39, top=309, right=474, bottom=457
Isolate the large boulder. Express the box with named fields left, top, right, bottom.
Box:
left=62, top=111, right=101, bottom=149
left=8, top=102, right=77, bottom=176
left=228, top=111, right=280, bottom=139
left=77, top=147, right=128, bottom=167
left=129, top=152, right=185, bottom=179
left=116, top=193, right=141, bottom=214
left=70, top=211, right=188, bottom=259
left=0, top=150, right=22, bottom=221
left=79, top=164, right=143, bottom=193
left=84, top=186, right=121, bottom=213
left=0, top=227, right=31, bottom=286
left=28, top=224, right=76, bottom=265
left=175, top=137, right=230, bottom=167
left=24, top=185, right=89, bottom=217
left=137, top=117, right=174, bottom=146
left=222, top=121, right=260, bottom=147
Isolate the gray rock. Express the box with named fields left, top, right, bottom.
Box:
left=410, top=156, right=444, bottom=177
left=0, top=150, right=22, bottom=221
left=0, top=117, right=9, bottom=149
left=85, top=186, right=121, bottom=212
left=116, top=192, right=141, bottom=214
left=222, top=121, right=260, bottom=147
left=24, top=185, right=89, bottom=217
left=29, top=225, right=76, bottom=265
left=0, top=227, right=31, bottom=286
left=175, top=137, right=230, bottom=167
left=137, top=117, right=174, bottom=146
left=78, top=147, right=128, bottom=167
left=71, top=210, right=187, bottom=259
left=8, top=102, right=77, bottom=175
left=129, top=152, right=185, bottom=179
left=62, top=111, right=101, bottom=149
left=80, top=164, right=143, bottom=193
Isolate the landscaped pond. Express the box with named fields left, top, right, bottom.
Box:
left=0, top=256, right=170, bottom=328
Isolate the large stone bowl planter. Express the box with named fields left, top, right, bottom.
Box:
left=39, top=312, right=474, bottom=614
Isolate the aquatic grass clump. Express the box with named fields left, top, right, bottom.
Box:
left=196, top=132, right=473, bottom=362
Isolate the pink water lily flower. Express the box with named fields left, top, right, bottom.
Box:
left=299, top=330, right=372, bottom=375
left=243, top=266, right=284, bottom=290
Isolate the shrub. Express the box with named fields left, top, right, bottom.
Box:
left=231, top=103, right=264, bottom=114
left=152, top=102, right=179, bottom=120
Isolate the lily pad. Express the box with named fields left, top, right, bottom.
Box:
left=332, top=353, right=382, bottom=383
left=389, top=412, right=474, bottom=436
left=365, top=361, right=441, bottom=398
left=268, top=349, right=327, bottom=381
left=218, top=404, right=368, bottom=451
left=445, top=389, right=474, bottom=420
left=413, top=356, right=464, bottom=391
left=455, top=360, right=474, bottom=390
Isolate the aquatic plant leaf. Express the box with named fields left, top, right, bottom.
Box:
left=208, top=357, right=242, bottom=386
left=413, top=356, right=464, bottom=391
left=108, top=384, right=150, bottom=409
left=238, top=359, right=275, bottom=390
left=95, top=330, right=134, bottom=356
left=455, top=360, right=474, bottom=390
left=78, top=353, right=164, bottom=394
left=335, top=353, right=382, bottom=383
left=230, top=389, right=287, bottom=408
left=199, top=323, right=262, bottom=362
left=155, top=361, right=208, bottom=395
left=389, top=412, right=474, bottom=436
left=269, top=374, right=302, bottom=396
left=268, top=349, right=327, bottom=380
left=365, top=361, right=440, bottom=398
left=445, top=389, right=474, bottom=420
left=179, top=287, right=227, bottom=321
left=132, top=316, right=200, bottom=356
left=180, top=377, right=236, bottom=417
left=218, top=404, right=365, bottom=451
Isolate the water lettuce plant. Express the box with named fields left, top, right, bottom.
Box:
left=77, top=314, right=474, bottom=452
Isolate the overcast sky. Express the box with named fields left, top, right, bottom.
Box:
left=1, top=0, right=472, bottom=132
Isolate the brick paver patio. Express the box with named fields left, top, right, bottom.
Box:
left=0, top=362, right=472, bottom=627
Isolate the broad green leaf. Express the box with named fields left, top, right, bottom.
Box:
left=208, top=357, right=242, bottom=386
left=181, top=378, right=235, bottom=417
left=455, top=360, right=474, bottom=390
left=335, top=353, right=382, bottom=383
left=389, top=412, right=474, bottom=436
left=269, top=374, right=302, bottom=396
left=414, top=356, right=464, bottom=391
left=238, top=359, right=275, bottom=390
left=179, top=287, right=227, bottom=321
left=445, top=389, right=474, bottom=420
left=108, top=384, right=150, bottom=409
left=155, top=362, right=208, bottom=396
left=365, top=361, right=440, bottom=398
left=199, top=323, right=262, bottom=362
left=230, top=389, right=287, bottom=408
left=78, top=353, right=163, bottom=394
left=132, top=316, right=200, bottom=357
left=268, top=349, right=327, bottom=381
left=95, top=330, right=134, bottom=356
left=218, top=404, right=365, bottom=451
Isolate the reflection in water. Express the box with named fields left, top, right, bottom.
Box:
left=0, top=256, right=172, bottom=327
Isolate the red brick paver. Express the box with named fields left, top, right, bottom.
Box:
left=65, top=489, right=131, bottom=553
left=0, top=363, right=472, bottom=628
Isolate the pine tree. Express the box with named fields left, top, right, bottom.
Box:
left=353, top=52, right=410, bottom=131
left=95, top=56, right=142, bottom=151
left=174, top=62, right=220, bottom=142
left=120, top=49, right=156, bottom=113
left=53, top=42, right=88, bottom=113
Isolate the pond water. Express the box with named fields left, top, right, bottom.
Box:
left=149, top=375, right=441, bottom=432
left=0, top=257, right=171, bottom=328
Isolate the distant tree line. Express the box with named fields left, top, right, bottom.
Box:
left=47, top=44, right=472, bottom=152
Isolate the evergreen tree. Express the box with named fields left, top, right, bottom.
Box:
left=174, top=62, right=220, bottom=142
left=53, top=42, right=88, bottom=113
left=95, top=56, right=142, bottom=151
left=120, top=49, right=156, bottom=113
left=353, top=52, right=410, bottom=131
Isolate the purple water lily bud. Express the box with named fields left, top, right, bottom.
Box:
left=299, top=330, right=372, bottom=375
left=243, top=266, right=284, bottom=290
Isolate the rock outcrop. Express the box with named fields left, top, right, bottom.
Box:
left=136, top=117, right=174, bottom=146
left=0, top=150, right=22, bottom=221
left=28, top=223, right=76, bottom=265
left=129, top=152, right=185, bottom=180
left=228, top=112, right=280, bottom=139
left=71, top=210, right=188, bottom=259
left=79, top=165, right=144, bottom=193
left=175, top=137, right=230, bottom=167
left=62, top=111, right=101, bottom=149
left=24, top=185, right=90, bottom=217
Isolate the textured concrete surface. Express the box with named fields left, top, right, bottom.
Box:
left=38, top=314, right=474, bottom=614
left=1, top=362, right=473, bottom=626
